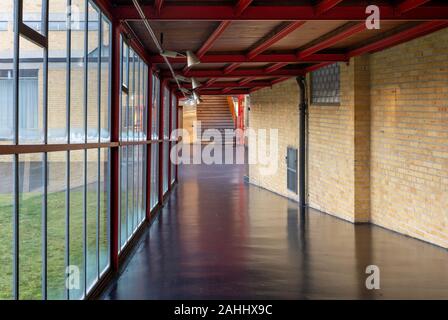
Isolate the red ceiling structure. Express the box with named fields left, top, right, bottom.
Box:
left=110, top=0, right=448, bottom=96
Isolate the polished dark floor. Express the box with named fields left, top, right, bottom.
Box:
left=102, top=160, right=448, bottom=300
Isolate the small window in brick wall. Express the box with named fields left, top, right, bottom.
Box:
left=311, top=63, right=340, bottom=105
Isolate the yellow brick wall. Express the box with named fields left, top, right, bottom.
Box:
left=248, top=78, right=299, bottom=201
left=307, top=61, right=356, bottom=222
left=369, top=28, right=448, bottom=248
left=248, top=28, right=448, bottom=248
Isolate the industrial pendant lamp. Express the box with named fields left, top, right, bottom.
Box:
left=160, top=50, right=201, bottom=68
left=186, top=51, right=201, bottom=67
left=191, top=78, right=201, bottom=90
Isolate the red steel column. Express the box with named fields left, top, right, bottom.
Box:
left=110, top=22, right=121, bottom=271
left=145, top=68, right=153, bottom=220
left=158, top=79, right=166, bottom=203
left=167, top=89, right=173, bottom=191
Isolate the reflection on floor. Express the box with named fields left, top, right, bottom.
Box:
left=102, top=161, right=448, bottom=299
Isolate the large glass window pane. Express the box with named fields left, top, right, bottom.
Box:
left=86, top=3, right=99, bottom=142
left=86, top=149, right=98, bottom=291
left=128, top=50, right=135, bottom=142
left=163, top=141, right=169, bottom=193
left=163, top=87, right=170, bottom=139
left=23, top=0, right=43, bottom=34
left=47, top=151, right=67, bottom=300
left=99, top=148, right=110, bottom=273
left=0, top=1, right=14, bottom=145
left=0, top=155, right=14, bottom=299
left=19, top=153, right=44, bottom=299
left=48, top=0, right=68, bottom=144
left=152, top=75, right=160, bottom=140
left=100, top=17, right=111, bottom=142
left=127, top=145, right=134, bottom=235
left=150, top=142, right=159, bottom=209
left=18, top=37, right=44, bottom=145
left=120, top=146, right=127, bottom=248
left=70, top=0, right=86, bottom=143
left=69, top=150, right=85, bottom=300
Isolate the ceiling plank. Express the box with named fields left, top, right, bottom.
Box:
left=247, top=21, right=306, bottom=60
left=349, top=21, right=448, bottom=57
left=297, top=22, right=366, bottom=59
left=196, top=21, right=232, bottom=58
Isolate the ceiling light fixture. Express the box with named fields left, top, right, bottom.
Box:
left=191, top=78, right=201, bottom=90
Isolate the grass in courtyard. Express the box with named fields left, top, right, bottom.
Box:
left=0, top=189, right=109, bottom=300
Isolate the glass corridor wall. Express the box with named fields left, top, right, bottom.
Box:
left=118, top=37, right=148, bottom=251
left=0, top=0, right=112, bottom=299
left=0, top=0, right=178, bottom=301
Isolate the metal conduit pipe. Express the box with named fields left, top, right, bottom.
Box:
left=296, top=75, right=308, bottom=216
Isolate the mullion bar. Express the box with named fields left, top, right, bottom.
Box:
left=41, top=0, right=49, bottom=300
left=97, top=7, right=102, bottom=280
left=66, top=0, right=72, bottom=300
left=83, top=0, right=88, bottom=298
left=12, top=0, right=22, bottom=301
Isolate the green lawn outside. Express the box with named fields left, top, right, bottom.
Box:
left=0, top=189, right=109, bottom=300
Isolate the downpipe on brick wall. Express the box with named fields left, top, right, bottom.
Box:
left=296, top=76, right=308, bottom=216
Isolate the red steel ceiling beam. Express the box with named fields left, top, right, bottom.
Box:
left=204, top=78, right=218, bottom=88
left=348, top=21, right=448, bottom=57
left=224, top=63, right=242, bottom=74
left=265, top=62, right=289, bottom=73
left=113, top=4, right=448, bottom=20
left=197, top=89, right=250, bottom=96
left=196, top=21, right=232, bottom=58
left=238, top=78, right=255, bottom=86
left=298, top=22, right=366, bottom=59
left=166, top=69, right=305, bottom=79
left=247, top=21, right=306, bottom=60
left=315, top=0, right=344, bottom=16
left=154, top=0, right=164, bottom=15
left=226, top=21, right=306, bottom=77
left=150, top=53, right=347, bottom=64
left=177, top=81, right=273, bottom=89
left=235, top=0, right=254, bottom=16
left=397, top=0, right=431, bottom=15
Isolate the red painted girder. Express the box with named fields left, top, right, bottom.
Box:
left=303, top=62, right=334, bottom=74
left=150, top=53, right=347, bottom=64
left=315, top=0, right=344, bottom=16
left=247, top=21, right=306, bottom=60
left=176, top=81, right=273, bottom=89
left=235, top=0, right=254, bottom=16
left=204, top=78, right=218, bottom=87
left=168, top=69, right=306, bottom=79
left=197, top=89, right=250, bottom=96
left=197, top=21, right=232, bottom=58
left=224, top=63, right=242, bottom=74
left=265, top=62, right=289, bottom=73
left=154, top=0, right=164, bottom=14
left=238, top=78, right=255, bottom=86
left=112, top=5, right=448, bottom=21
left=298, top=22, right=366, bottom=59
left=221, top=87, right=233, bottom=94
left=397, top=0, right=431, bottom=15
left=348, top=21, right=448, bottom=57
